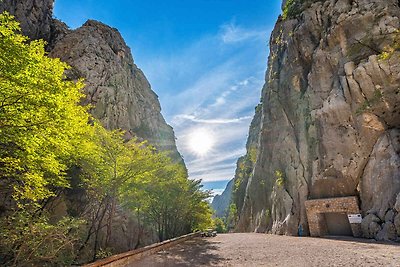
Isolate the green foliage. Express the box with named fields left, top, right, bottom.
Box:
left=0, top=12, right=92, bottom=203
left=248, top=146, right=257, bottom=165
left=0, top=13, right=214, bottom=264
left=233, top=146, right=257, bottom=194
left=355, top=89, right=384, bottom=115
left=275, top=170, right=285, bottom=187
left=213, top=217, right=227, bottom=233
left=232, top=145, right=259, bottom=216
left=95, top=248, right=113, bottom=260
left=0, top=211, right=84, bottom=266
left=379, top=30, right=400, bottom=60
left=227, top=203, right=238, bottom=225
left=255, top=103, right=262, bottom=113
left=282, top=0, right=303, bottom=20
left=282, top=0, right=324, bottom=20
left=121, top=156, right=213, bottom=240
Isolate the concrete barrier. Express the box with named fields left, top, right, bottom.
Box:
left=83, top=232, right=201, bottom=267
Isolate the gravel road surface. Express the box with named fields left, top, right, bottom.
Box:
left=129, top=233, right=400, bottom=266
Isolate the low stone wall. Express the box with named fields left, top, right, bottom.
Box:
left=83, top=232, right=201, bottom=267
left=305, top=196, right=362, bottom=237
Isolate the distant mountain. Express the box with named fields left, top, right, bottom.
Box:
left=211, top=179, right=234, bottom=218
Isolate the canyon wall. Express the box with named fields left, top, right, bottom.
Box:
left=230, top=0, right=400, bottom=240
left=0, top=0, right=184, bottom=259
left=0, top=0, right=182, bottom=162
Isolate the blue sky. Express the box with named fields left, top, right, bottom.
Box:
left=54, top=0, right=283, bottom=195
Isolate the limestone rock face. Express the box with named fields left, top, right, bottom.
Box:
left=229, top=0, right=400, bottom=239
left=230, top=105, right=263, bottom=232
left=49, top=20, right=182, bottom=160
left=0, top=1, right=182, bottom=161
left=0, top=0, right=184, bottom=258
left=0, top=0, right=54, bottom=41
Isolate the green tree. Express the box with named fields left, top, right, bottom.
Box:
left=78, top=124, right=158, bottom=259
left=213, top=217, right=227, bottom=233
left=0, top=12, right=214, bottom=265
left=0, top=12, right=92, bottom=203
left=122, top=156, right=213, bottom=241
left=0, top=12, right=92, bottom=266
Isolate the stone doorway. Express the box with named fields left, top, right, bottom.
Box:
left=324, top=212, right=353, bottom=236
left=305, top=196, right=362, bottom=237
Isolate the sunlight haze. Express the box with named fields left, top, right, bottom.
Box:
left=54, top=0, right=283, bottom=194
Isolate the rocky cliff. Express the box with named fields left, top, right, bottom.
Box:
left=229, top=0, right=400, bottom=240
left=0, top=0, right=182, bottom=162
left=0, top=0, right=184, bottom=258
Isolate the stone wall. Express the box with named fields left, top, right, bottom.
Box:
left=305, top=197, right=361, bottom=237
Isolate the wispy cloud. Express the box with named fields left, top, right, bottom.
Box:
left=187, top=148, right=246, bottom=172
left=188, top=162, right=236, bottom=176
left=220, top=22, right=267, bottom=44
left=174, top=114, right=252, bottom=124
left=139, top=21, right=270, bottom=184
left=190, top=168, right=238, bottom=182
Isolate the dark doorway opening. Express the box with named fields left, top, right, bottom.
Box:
left=324, top=212, right=352, bottom=236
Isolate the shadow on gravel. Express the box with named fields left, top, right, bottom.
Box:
left=161, top=238, right=225, bottom=266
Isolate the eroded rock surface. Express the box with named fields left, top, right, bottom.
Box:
left=0, top=0, right=54, bottom=40
left=49, top=20, right=182, bottom=160
left=0, top=0, right=184, bottom=260
left=229, top=0, right=400, bottom=240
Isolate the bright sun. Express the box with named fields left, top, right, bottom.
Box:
left=188, top=128, right=214, bottom=156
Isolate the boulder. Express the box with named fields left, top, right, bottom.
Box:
left=361, top=214, right=381, bottom=238
left=385, top=209, right=395, bottom=223
left=395, top=193, right=400, bottom=213
left=394, top=213, right=400, bottom=236
left=376, top=222, right=397, bottom=241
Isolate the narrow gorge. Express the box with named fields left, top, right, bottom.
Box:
left=1, top=0, right=400, bottom=266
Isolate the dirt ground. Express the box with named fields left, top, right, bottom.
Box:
left=129, top=233, right=400, bottom=267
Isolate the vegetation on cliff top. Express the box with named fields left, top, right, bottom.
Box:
left=0, top=13, right=212, bottom=266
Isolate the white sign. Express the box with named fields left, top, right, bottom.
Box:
left=348, top=214, right=362, bottom=224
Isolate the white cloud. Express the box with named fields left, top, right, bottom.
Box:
left=187, top=148, right=246, bottom=170
left=190, top=168, right=237, bottom=182
left=137, top=21, right=269, bottom=186
left=188, top=162, right=236, bottom=176
left=173, top=114, right=252, bottom=125
left=220, top=22, right=267, bottom=44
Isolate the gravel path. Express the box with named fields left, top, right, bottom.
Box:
left=129, top=233, right=400, bottom=266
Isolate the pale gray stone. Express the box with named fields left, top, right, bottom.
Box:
left=385, top=210, right=395, bottom=223
left=376, top=222, right=397, bottom=241
left=395, top=193, right=400, bottom=213
left=228, top=0, right=400, bottom=238
left=394, top=213, right=400, bottom=235
left=361, top=214, right=381, bottom=238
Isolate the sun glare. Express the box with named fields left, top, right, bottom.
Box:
left=188, top=128, right=214, bottom=156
